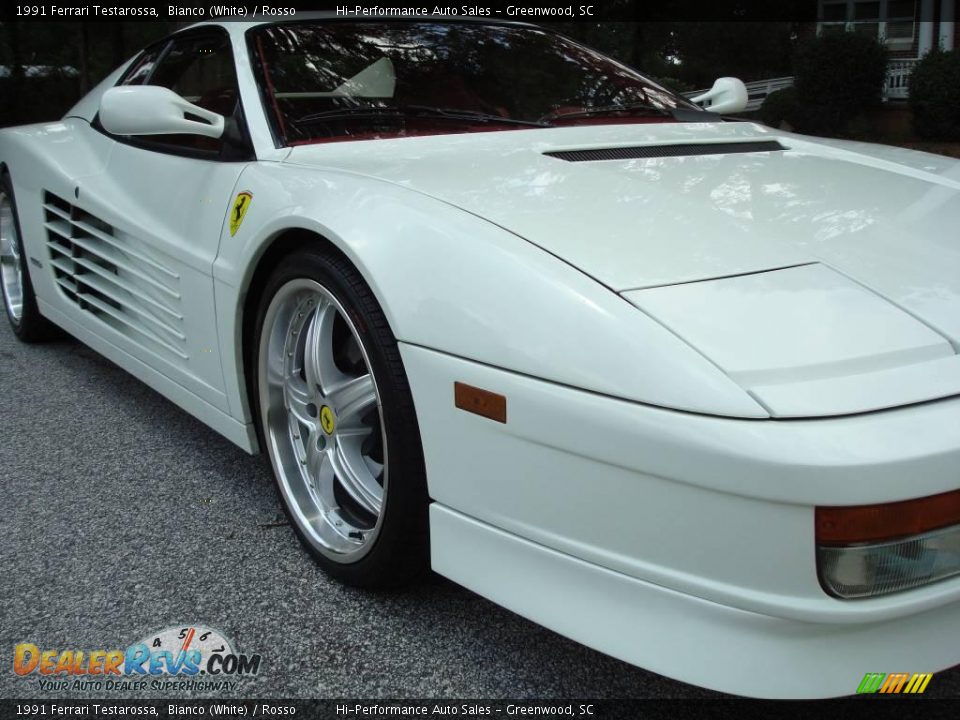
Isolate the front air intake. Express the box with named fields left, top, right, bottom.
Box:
left=545, top=141, right=786, bottom=162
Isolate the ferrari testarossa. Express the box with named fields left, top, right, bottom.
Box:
left=2, top=14, right=959, bottom=698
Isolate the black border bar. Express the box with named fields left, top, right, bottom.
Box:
left=2, top=698, right=958, bottom=720
left=2, top=0, right=821, bottom=23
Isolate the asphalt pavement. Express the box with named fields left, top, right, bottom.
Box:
left=1, top=319, right=958, bottom=701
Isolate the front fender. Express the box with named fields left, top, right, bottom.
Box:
left=213, top=162, right=767, bottom=425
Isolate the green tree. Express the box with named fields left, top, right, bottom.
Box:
left=909, top=48, right=960, bottom=140
left=793, top=32, right=888, bottom=136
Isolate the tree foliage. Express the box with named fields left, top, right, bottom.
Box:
left=758, top=86, right=800, bottom=129
left=546, top=21, right=796, bottom=88
left=909, top=48, right=960, bottom=140
left=791, top=32, right=888, bottom=136
left=0, top=21, right=173, bottom=126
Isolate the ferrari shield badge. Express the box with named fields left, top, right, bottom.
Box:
left=229, top=191, right=253, bottom=236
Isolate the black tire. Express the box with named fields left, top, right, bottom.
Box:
left=251, top=246, right=430, bottom=589
left=1, top=172, right=59, bottom=342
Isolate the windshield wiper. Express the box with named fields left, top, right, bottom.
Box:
left=293, top=105, right=551, bottom=128
left=293, top=106, right=405, bottom=124
left=404, top=105, right=551, bottom=127
left=538, top=102, right=675, bottom=123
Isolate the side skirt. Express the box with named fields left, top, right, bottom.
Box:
left=38, top=299, right=259, bottom=453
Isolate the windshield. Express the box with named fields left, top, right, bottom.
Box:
left=249, top=21, right=701, bottom=145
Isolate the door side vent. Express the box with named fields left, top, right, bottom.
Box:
left=42, top=191, right=187, bottom=361
left=545, top=141, right=786, bottom=163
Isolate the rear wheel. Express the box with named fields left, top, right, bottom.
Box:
left=1, top=172, right=58, bottom=341
left=253, top=248, right=429, bottom=588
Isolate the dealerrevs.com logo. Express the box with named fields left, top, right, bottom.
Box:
left=13, top=625, right=262, bottom=692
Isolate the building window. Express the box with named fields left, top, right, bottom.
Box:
left=821, top=0, right=849, bottom=33
left=885, top=0, right=916, bottom=44
left=817, top=0, right=916, bottom=46
left=853, top=1, right=881, bottom=38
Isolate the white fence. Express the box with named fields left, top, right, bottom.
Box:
left=684, top=60, right=919, bottom=113
left=885, top=58, right=918, bottom=100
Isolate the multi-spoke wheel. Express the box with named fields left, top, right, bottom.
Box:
left=0, top=172, right=57, bottom=341
left=254, top=248, right=429, bottom=587
left=0, top=191, right=24, bottom=324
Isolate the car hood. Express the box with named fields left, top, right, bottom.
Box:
left=286, top=122, right=960, bottom=416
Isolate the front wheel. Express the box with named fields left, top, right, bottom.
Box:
left=253, top=248, right=429, bottom=588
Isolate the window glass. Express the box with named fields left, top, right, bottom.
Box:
left=853, top=1, right=880, bottom=20
left=134, top=32, right=239, bottom=153
left=888, top=0, right=916, bottom=18
left=886, top=20, right=915, bottom=40
left=852, top=1, right=880, bottom=39
left=150, top=33, right=239, bottom=119
left=819, top=0, right=915, bottom=43
left=822, top=3, right=848, bottom=21
left=886, top=0, right=916, bottom=41
left=250, top=22, right=698, bottom=146
left=120, top=44, right=166, bottom=86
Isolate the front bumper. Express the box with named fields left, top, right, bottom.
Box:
left=431, top=504, right=960, bottom=698
left=400, top=343, right=960, bottom=697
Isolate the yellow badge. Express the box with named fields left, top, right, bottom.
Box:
left=229, top=191, right=253, bottom=236
left=320, top=405, right=336, bottom=435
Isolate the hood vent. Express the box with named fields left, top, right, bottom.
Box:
left=42, top=191, right=186, bottom=361
left=545, top=141, right=786, bottom=163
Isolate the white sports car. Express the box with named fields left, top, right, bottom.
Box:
left=2, top=15, right=959, bottom=699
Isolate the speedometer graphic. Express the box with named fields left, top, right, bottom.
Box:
left=127, top=624, right=239, bottom=676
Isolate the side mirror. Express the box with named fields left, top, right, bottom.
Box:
left=690, top=77, right=748, bottom=115
left=99, top=86, right=225, bottom=139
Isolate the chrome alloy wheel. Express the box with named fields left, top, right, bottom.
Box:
left=259, top=279, right=388, bottom=562
left=0, top=192, right=24, bottom=323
